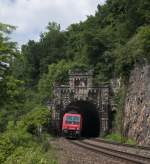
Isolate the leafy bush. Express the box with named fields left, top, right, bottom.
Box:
left=0, top=130, right=57, bottom=164
left=38, top=60, right=70, bottom=103
left=115, top=26, right=150, bottom=79
left=0, top=129, right=31, bottom=163
left=112, top=87, right=126, bottom=132
left=104, top=132, right=137, bottom=145
left=18, top=106, right=50, bottom=136
left=104, top=132, right=122, bottom=142
left=4, top=144, right=57, bottom=164
left=0, top=106, right=57, bottom=164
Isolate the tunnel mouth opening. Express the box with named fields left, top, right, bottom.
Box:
left=61, top=100, right=100, bottom=138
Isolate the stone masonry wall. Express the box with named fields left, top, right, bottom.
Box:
left=124, top=64, right=150, bottom=145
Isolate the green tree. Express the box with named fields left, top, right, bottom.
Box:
left=0, top=23, right=16, bottom=78
left=21, top=40, right=41, bottom=86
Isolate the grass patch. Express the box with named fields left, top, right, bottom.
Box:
left=104, top=133, right=137, bottom=145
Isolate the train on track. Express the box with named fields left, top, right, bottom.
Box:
left=62, top=112, right=82, bottom=138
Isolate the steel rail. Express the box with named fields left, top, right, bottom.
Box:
left=69, top=140, right=150, bottom=164
left=92, top=138, right=150, bottom=151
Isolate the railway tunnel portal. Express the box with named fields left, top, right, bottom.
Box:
left=51, top=70, right=113, bottom=137
left=64, top=100, right=100, bottom=137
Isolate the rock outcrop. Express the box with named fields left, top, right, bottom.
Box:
left=124, top=64, right=150, bottom=145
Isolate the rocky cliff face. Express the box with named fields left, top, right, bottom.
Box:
left=124, top=64, right=150, bottom=145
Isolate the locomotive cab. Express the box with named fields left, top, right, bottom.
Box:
left=62, top=113, right=82, bottom=138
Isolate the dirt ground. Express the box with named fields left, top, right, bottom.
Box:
left=50, top=137, right=128, bottom=164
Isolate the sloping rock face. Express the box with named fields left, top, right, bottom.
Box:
left=124, top=64, right=150, bottom=145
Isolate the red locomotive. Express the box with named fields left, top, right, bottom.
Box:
left=62, top=113, right=82, bottom=138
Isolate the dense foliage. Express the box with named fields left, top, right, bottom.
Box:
left=0, top=23, right=57, bottom=163
left=0, top=0, right=150, bottom=162
left=18, top=0, right=150, bottom=91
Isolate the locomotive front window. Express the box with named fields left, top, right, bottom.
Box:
left=66, top=116, right=80, bottom=124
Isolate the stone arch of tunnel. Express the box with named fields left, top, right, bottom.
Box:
left=61, top=100, right=100, bottom=138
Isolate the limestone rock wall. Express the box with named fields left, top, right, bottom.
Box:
left=124, top=64, right=150, bottom=145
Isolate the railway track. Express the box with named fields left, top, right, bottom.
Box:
left=93, top=138, right=150, bottom=151
left=69, top=138, right=150, bottom=164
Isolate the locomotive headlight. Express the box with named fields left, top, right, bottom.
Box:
left=76, top=130, right=80, bottom=134
left=63, top=129, right=68, bottom=133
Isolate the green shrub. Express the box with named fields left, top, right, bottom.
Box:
left=104, top=132, right=122, bottom=142
left=4, top=145, right=57, bottom=164
left=115, top=26, right=150, bottom=79
left=0, top=105, right=57, bottom=164
left=0, top=127, right=57, bottom=163
left=18, top=106, right=50, bottom=136
left=0, top=130, right=31, bottom=163
left=104, top=132, right=137, bottom=145
left=126, top=138, right=137, bottom=145
left=113, top=86, right=126, bottom=133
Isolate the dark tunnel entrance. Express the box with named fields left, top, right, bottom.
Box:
left=61, top=100, right=100, bottom=138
